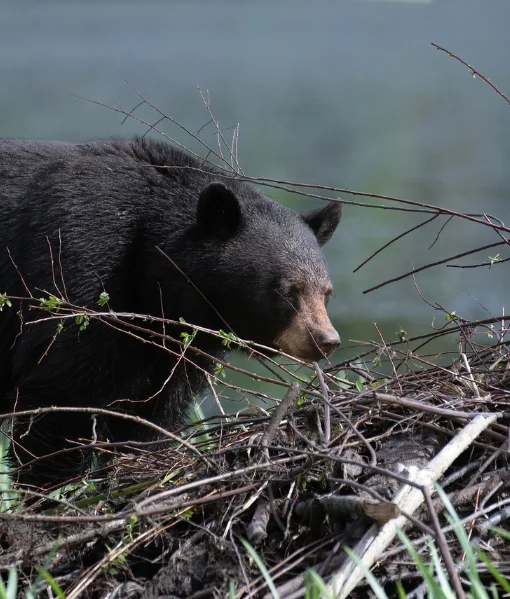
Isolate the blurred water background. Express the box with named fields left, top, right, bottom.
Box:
left=1, top=0, right=509, bottom=412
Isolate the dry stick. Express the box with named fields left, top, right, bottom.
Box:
left=429, top=214, right=454, bottom=249
left=378, top=408, right=505, bottom=447
left=376, top=389, right=508, bottom=441
left=260, top=383, right=300, bottom=450
left=0, top=481, right=261, bottom=526
left=450, top=221, right=510, bottom=268
left=331, top=314, right=509, bottom=369
left=81, top=85, right=510, bottom=245
left=433, top=472, right=510, bottom=517
left=101, top=315, right=290, bottom=391
left=119, top=81, right=234, bottom=170
left=247, top=383, right=300, bottom=543
left=158, top=169, right=433, bottom=214
left=313, top=363, right=330, bottom=445
left=466, top=439, right=509, bottom=488
left=0, top=405, right=214, bottom=474
left=476, top=504, right=510, bottom=535
left=328, top=413, right=497, bottom=599
left=354, top=213, right=440, bottom=273
left=246, top=499, right=272, bottom=545
left=80, top=90, right=510, bottom=236
left=329, top=400, right=378, bottom=467
left=240, top=177, right=510, bottom=233
left=0, top=520, right=128, bottom=571
left=241, top=538, right=336, bottom=599
left=449, top=255, right=510, bottom=269
left=197, top=86, right=244, bottom=175
left=27, top=306, right=314, bottom=394
left=19, top=489, right=89, bottom=516
left=381, top=497, right=510, bottom=564
left=431, top=42, right=510, bottom=105
left=388, top=343, right=496, bottom=395
left=134, top=454, right=306, bottom=516
left=65, top=520, right=165, bottom=599
left=422, top=486, right=466, bottom=599
left=241, top=446, right=426, bottom=491
left=311, top=374, right=378, bottom=466
left=482, top=213, right=510, bottom=246
left=372, top=392, right=503, bottom=421
left=363, top=240, right=505, bottom=294
left=6, top=249, right=33, bottom=299
left=72, top=517, right=213, bottom=599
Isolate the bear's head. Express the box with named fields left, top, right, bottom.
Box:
left=193, top=181, right=342, bottom=362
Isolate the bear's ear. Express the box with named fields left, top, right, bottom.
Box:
left=197, top=182, right=242, bottom=237
left=302, top=201, right=342, bottom=246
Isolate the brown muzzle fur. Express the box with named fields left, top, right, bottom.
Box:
left=273, top=290, right=340, bottom=361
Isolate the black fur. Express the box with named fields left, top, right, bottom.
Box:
left=0, top=137, right=341, bottom=484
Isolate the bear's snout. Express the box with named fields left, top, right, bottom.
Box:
left=314, top=328, right=341, bottom=356
left=273, top=291, right=340, bottom=361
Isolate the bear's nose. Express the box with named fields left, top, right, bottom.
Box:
left=316, top=329, right=340, bottom=356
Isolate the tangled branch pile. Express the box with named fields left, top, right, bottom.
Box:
left=0, top=311, right=508, bottom=598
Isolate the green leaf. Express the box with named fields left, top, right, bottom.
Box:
left=97, top=291, right=110, bottom=306
left=343, top=545, right=389, bottom=599
left=305, top=569, right=334, bottom=599
left=37, top=568, right=66, bottom=599
left=0, top=293, right=12, bottom=312
left=0, top=567, right=18, bottom=599
left=241, top=538, right=280, bottom=599
left=39, top=295, right=63, bottom=310
left=434, top=484, right=488, bottom=598
left=478, top=548, right=510, bottom=594
left=395, top=529, right=453, bottom=599
left=180, top=328, right=197, bottom=350
left=219, top=329, right=239, bottom=349
left=214, top=363, right=226, bottom=379
left=75, top=314, right=89, bottom=331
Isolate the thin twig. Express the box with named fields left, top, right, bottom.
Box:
left=432, top=42, right=510, bottom=105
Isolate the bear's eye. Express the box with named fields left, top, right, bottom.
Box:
left=324, top=286, right=333, bottom=305
left=278, top=280, right=300, bottom=305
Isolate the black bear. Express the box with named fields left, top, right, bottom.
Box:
left=0, top=137, right=341, bottom=485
